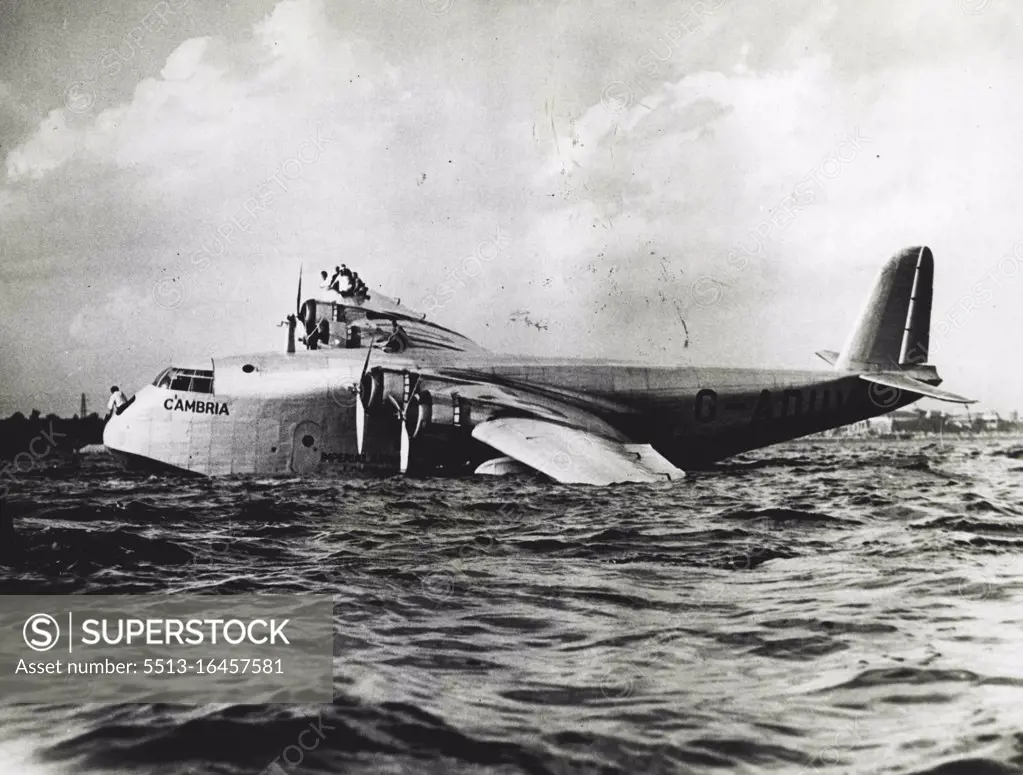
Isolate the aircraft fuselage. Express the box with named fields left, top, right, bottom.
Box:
left=103, top=348, right=915, bottom=476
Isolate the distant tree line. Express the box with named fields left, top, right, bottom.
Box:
left=0, top=410, right=104, bottom=463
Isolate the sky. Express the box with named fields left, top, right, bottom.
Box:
left=0, top=0, right=1020, bottom=416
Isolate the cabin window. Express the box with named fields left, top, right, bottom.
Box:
left=153, top=367, right=215, bottom=394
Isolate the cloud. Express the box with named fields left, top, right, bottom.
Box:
left=0, top=0, right=1021, bottom=413
left=254, top=0, right=330, bottom=66
left=6, top=34, right=249, bottom=184
left=69, top=284, right=141, bottom=343
left=5, top=108, right=80, bottom=181
left=160, top=36, right=210, bottom=81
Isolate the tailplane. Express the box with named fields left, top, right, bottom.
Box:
left=858, top=372, right=975, bottom=404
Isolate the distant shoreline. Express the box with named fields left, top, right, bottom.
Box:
left=805, top=431, right=1023, bottom=443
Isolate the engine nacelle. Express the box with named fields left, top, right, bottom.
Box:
left=362, top=369, right=420, bottom=416
left=382, top=370, right=407, bottom=409
left=408, top=389, right=476, bottom=431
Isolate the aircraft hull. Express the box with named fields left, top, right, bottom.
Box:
left=103, top=357, right=920, bottom=477
left=101, top=246, right=961, bottom=482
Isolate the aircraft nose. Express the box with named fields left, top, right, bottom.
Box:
left=102, top=405, right=132, bottom=452
left=102, top=412, right=120, bottom=449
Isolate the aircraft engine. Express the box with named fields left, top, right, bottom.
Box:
left=424, top=390, right=457, bottom=428
left=405, top=388, right=470, bottom=434
left=358, top=371, right=471, bottom=472
left=359, top=369, right=411, bottom=413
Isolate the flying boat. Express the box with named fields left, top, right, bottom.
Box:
left=103, top=246, right=975, bottom=484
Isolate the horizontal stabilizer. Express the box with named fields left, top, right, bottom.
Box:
left=816, top=349, right=840, bottom=366
left=472, top=417, right=684, bottom=485
left=858, top=373, right=976, bottom=404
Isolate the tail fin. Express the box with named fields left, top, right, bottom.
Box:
left=835, top=246, right=933, bottom=371
left=821, top=246, right=976, bottom=404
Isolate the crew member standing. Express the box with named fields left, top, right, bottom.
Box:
left=107, top=386, right=128, bottom=419
left=328, top=266, right=343, bottom=292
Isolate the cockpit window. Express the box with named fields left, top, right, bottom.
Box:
left=190, top=375, right=213, bottom=393
left=153, top=367, right=215, bottom=394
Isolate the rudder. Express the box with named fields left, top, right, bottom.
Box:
left=901, top=247, right=932, bottom=365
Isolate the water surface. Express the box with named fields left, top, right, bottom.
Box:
left=2, top=437, right=1022, bottom=774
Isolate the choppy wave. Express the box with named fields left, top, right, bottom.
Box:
left=2, top=437, right=1022, bottom=774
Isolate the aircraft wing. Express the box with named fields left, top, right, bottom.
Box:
left=371, top=364, right=682, bottom=484
left=858, top=373, right=976, bottom=404
left=359, top=310, right=486, bottom=353
left=471, top=417, right=683, bottom=485
left=422, top=373, right=640, bottom=435
left=304, top=293, right=487, bottom=353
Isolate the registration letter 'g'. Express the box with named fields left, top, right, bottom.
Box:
left=694, top=389, right=717, bottom=423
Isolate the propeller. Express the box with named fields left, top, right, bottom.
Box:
left=387, top=374, right=421, bottom=475
left=296, top=265, right=303, bottom=318
left=355, top=336, right=376, bottom=455
left=387, top=395, right=411, bottom=474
